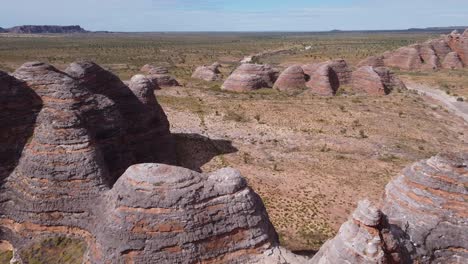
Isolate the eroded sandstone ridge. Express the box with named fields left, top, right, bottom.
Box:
left=273, top=65, right=307, bottom=92
left=359, top=29, right=468, bottom=70
left=0, top=61, right=280, bottom=263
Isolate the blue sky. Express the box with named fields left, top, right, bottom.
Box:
left=1, top=0, right=468, bottom=31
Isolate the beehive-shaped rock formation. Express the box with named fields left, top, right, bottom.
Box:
left=141, top=64, right=180, bottom=87
left=357, top=55, right=386, bottom=68
left=442, top=52, right=464, bottom=69
left=0, top=61, right=282, bottom=263
left=446, top=29, right=468, bottom=65
left=382, top=152, right=468, bottom=263
left=192, top=62, right=223, bottom=82
left=273, top=65, right=307, bottom=91
left=222, top=63, right=279, bottom=92
left=351, top=66, right=406, bottom=95
left=304, top=64, right=340, bottom=96
left=311, top=200, right=401, bottom=264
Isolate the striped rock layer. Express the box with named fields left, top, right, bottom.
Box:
left=0, top=61, right=280, bottom=263
left=273, top=65, right=307, bottom=92
left=351, top=66, right=406, bottom=95
left=359, top=29, right=468, bottom=70
left=140, top=64, right=181, bottom=88
left=382, top=152, right=468, bottom=264
left=222, top=64, right=279, bottom=92
left=192, top=62, right=223, bottom=82
left=302, top=59, right=351, bottom=96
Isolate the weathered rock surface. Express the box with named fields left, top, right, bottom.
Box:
left=442, top=52, right=464, bottom=69
left=351, top=66, right=406, bottom=95
left=446, top=29, right=468, bottom=65
left=311, top=200, right=401, bottom=264
left=192, top=62, right=223, bottom=81
left=361, top=29, right=468, bottom=71
left=140, top=64, right=181, bottom=87
left=0, top=61, right=283, bottom=263
left=382, top=152, right=468, bottom=263
left=358, top=55, right=385, bottom=68
left=384, top=46, right=423, bottom=70
left=97, top=164, right=278, bottom=263
left=304, top=64, right=340, bottom=96
left=222, top=64, right=279, bottom=92
left=7, top=25, right=87, bottom=34
left=273, top=65, right=307, bottom=91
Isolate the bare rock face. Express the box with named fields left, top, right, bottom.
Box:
left=222, top=63, right=279, bottom=92
left=351, top=66, right=406, bottom=95
left=426, top=39, right=452, bottom=60
left=442, top=52, right=464, bottom=69
left=382, top=152, right=468, bottom=263
left=384, top=46, right=423, bottom=70
left=192, top=62, right=223, bottom=82
left=446, top=29, right=468, bottom=65
left=358, top=55, right=386, bottom=68
left=273, top=65, right=307, bottom=91
left=327, top=59, right=352, bottom=85
left=97, top=164, right=278, bottom=263
left=304, top=64, right=340, bottom=96
left=311, top=200, right=401, bottom=264
left=140, top=64, right=180, bottom=87
left=0, top=61, right=283, bottom=263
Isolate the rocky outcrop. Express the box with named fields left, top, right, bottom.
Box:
left=361, top=29, right=468, bottom=71
left=98, top=164, right=278, bottom=263
left=305, top=64, right=340, bottom=96
left=222, top=63, right=279, bottom=92
left=351, top=66, right=406, bottom=95
left=383, top=46, right=423, bottom=70
left=382, top=152, right=468, bottom=263
left=442, top=52, right=464, bottom=69
left=7, top=25, right=87, bottom=34
left=446, top=29, right=468, bottom=65
left=141, top=64, right=180, bottom=87
left=192, top=62, right=223, bottom=82
left=311, top=200, right=401, bottom=264
left=273, top=65, right=307, bottom=91
left=0, top=61, right=281, bottom=263
left=358, top=55, right=385, bottom=68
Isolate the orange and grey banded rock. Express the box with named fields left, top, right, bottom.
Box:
left=382, top=152, right=468, bottom=263
left=192, top=62, right=223, bottom=82
left=442, top=52, right=464, bottom=69
left=273, top=65, right=307, bottom=92
left=304, top=64, right=340, bottom=96
left=97, top=164, right=278, bottom=263
left=358, top=55, right=386, bottom=68
left=446, top=29, right=468, bottom=65
left=0, top=61, right=281, bottom=263
left=222, top=63, right=279, bottom=92
left=351, top=66, right=406, bottom=95
left=310, top=200, right=401, bottom=264
left=140, top=64, right=181, bottom=87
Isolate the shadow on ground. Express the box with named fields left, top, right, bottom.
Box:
left=174, top=133, right=238, bottom=172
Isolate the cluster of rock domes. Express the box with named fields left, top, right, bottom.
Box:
left=0, top=61, right=466, bottom=263
left=360, top=29, right=468, bottom=70
left=208, top=59, right=404, bottom=96
left=0, top=61, right=277, bottom=263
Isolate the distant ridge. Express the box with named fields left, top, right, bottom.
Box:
left=2, top=25, right=87, bottom=34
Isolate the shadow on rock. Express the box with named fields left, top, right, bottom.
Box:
left=174, top=133, right=238, bottom=172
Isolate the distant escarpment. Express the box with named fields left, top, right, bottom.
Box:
left=4, top=25, right=87, bottom=34
left=359, top=29, right=468, bottom=70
